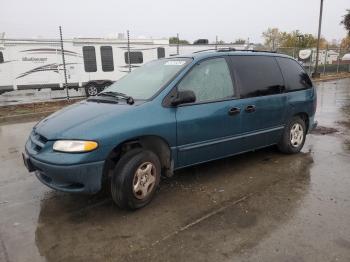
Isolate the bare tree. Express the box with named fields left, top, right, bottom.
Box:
left=262, top=28, right=283, bottom=51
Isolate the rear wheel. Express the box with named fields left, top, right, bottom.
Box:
left=277, top=116, right=306, bottom=154
left=85, top=84, right=99, bottom=97
left=110, top=149, right=161, bottom=210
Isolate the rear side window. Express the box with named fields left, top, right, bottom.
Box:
left=178, top=57, right=234, bottom=103
left=0, top=51, right=3, bottom=63
left=82, top=46, right=97, bottom=72
left=100, top=46, right=114, bottom=72
left=276, top=57, right=312, bottom=91
left=157, top=47, right=165, bottom=59
left=124, top=51, right=143, bottom=64
left=230, top=56, right=284, bottom=98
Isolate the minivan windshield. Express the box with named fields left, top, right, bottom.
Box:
left=103, top=58, right=192, bottom=100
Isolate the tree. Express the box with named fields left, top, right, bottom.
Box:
left=169, top=37, right=189, bottom=44
left=280, top=31, right=325, bottom=48
left=340, top=36, right=350, bottom=50
left=262, top=28, right=327, bottom=49
left=341, top=9, right=350, bottom=36
left=234, top=39, right=246, bottom=44
left=262, top=28, right=283, bottom=50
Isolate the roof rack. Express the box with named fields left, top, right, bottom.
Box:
left=235, top=49, right=277, bottom=53
left=192, top=49, right=218, bottom=53
left=192, top=47, right=237, bottom=54
left=192, top=48, right=277, bottom=54
left=217, top=47, right=236, bottom=52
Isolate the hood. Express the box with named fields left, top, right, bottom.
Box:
left=34, top=100, right=138, bottom=140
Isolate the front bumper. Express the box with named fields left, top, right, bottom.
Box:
left=25, top=154, right=104, bottom=194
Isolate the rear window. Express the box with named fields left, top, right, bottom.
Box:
left=276, top=57, right=312, bottom=91
left=230, top=56, right=284, bottom=98
left=0, top=52, right=3, bottom=63
left=100, top=46, right=114, bottom=72
left=124, top=51, right=143, bottom=64
left=157, top=47, right=165, bottom=59
left=82, top=46, right=97, bottom=72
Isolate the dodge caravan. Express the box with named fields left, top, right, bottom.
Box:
left=23, top=50, right=317, bottom=209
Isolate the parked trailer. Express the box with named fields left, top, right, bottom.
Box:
left=0, top=37, right=170, bottom=96
left=0, top=35, right=254, bottom=96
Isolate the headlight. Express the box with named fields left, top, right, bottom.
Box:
left=53, top=140, right=98, bottom=153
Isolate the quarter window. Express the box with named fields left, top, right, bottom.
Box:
left=82, top=46, right=97, bottom=72
left=230, top=56, right=284, bottom=98
left=100, top=46, right=114, bottom=72
left=0, top=52, right=3, bottom=63
left=157, top=47, right=165, bottom=59
left=276, top=57, right=312, bottom=91
left=124, top=51, right=143, bottom=64
left=178, top=58, right=234, bottom=103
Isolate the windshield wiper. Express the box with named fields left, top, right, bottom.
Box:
left=98, top=91, right=135, bottom=105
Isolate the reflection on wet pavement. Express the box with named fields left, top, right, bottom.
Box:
left=0, top=79, right=350, bottom=262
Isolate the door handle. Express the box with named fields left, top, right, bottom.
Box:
left=245, top=105, right=256, bottom=113
left=228, top=107, right=241, bottom=116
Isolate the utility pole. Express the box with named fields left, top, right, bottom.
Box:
left=176, top=33, right=180, bottom=55
left=312, top=0, right=324, bottom=78
left=127, top=30, right=131, bottom=73
left=296, top=32, right=304, bottom=60
left=59, top=26, right=69, bottom=100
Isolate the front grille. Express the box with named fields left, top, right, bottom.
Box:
left=30, top=131, right=48, bottom=152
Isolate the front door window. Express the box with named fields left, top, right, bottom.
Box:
left=178, top=58, right=234, bottom=103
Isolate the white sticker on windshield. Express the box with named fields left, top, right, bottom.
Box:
left=165, top=60, right=186, bottom=66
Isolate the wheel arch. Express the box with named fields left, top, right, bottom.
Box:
left=84, top=80, right=113, bottom=88
left=293, top=112, right=309, bottom=132
left=102, top=135, right=173, bottom=184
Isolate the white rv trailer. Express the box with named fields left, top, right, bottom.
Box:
left=299, top=48, right=340, bottom=66
left=0, top=36, right=170, bottom=96
left=0, top=35, right=254, bottom=96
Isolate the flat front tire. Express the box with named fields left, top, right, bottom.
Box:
left=277, top=116, right=306, bottom=154
left=111, top=149, right=161, bottom=210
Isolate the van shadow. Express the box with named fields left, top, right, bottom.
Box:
left=34, top=146, right=313, bottom=261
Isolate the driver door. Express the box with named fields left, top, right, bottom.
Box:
left=175, top=57, right=245, bottom=168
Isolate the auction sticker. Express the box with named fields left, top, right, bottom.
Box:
left=165, top=60, right=186, bottom=66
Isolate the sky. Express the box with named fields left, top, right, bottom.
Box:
left=1, top=0, right=348, bottom=43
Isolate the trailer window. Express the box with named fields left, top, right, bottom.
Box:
left=0, top=52, right=3, bottom=63
left=124, top=51, right=143, bottom=64
left=82, top=46, right=97, bottom=72
left=157, top=47, right=165, bottom=59
left=100, top=46, right=114, bottom=72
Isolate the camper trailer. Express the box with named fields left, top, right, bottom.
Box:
left=0, top=36, right=170, bottom=96
left=0, top=34, right=255, bottom=96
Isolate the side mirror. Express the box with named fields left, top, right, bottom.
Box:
left=171, top=90, right=196, bottom=106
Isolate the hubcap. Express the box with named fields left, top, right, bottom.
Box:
left=87, top=86, right=98, bottom=96
left=132, top=162, right=156, bottom=200
left=290, top=123, right=304, bottom=147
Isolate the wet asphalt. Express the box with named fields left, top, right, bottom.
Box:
left=1, top=79, right=350, bottom=262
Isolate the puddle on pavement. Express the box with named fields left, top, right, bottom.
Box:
left=311, top=125, right=339, bottom=135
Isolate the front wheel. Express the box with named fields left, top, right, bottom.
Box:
left=111, top=149, right=161, bottom=210
left=277, top=116, right=306, bottom=154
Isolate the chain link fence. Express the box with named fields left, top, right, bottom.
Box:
left=276, top=47, right=350, bottom=76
